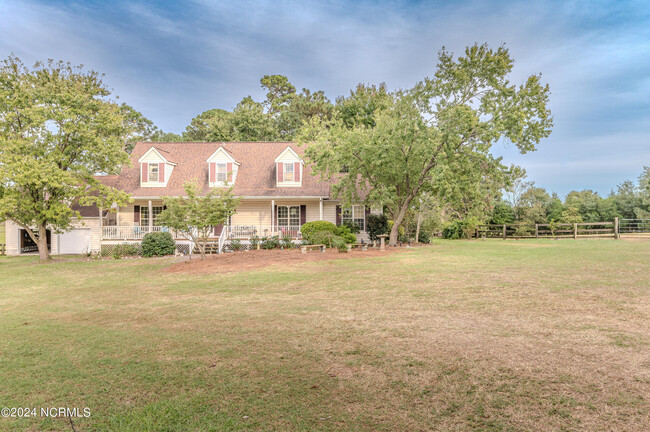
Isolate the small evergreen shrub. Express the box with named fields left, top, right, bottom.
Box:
left=110, top=243, right=141, bottom=259
left=230, top=239, right=243, bottom=251
left=300, top=221, right=337, bottom=241
left=142, top=232, right=176, bottom=257
left=334, top=225, right=357, bottom=244
left=280, top=234, right=294, bottom=249
left=342, top=220, right=360, bottom=234
left=367, top=214, right=389, bottom=242
left=260, top=235, right=280, bottom=249
left=309, top=231, right=343, bottom=248
left=442, top=221, right=464, bottom=239
left=250, top=235, right=260, bottom=249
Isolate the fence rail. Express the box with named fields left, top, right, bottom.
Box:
left=619, top=219, right=650, bottom=234
left=476, top=220, right=619, bottom=240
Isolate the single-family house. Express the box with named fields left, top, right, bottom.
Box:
left=4, top=141, right=374, bottom=255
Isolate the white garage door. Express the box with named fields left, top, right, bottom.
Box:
left=59, top=229, right=92, bottom=254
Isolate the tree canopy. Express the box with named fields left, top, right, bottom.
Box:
left=302, top=44, right=553, bottom=245
left=157, top=182, right=239, bottom=260
left=0, top=55, right=133, bottom=261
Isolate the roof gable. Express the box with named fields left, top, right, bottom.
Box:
left=274, top=146, right=304, bottom=164
left=206, top=146, right=241, bottom=165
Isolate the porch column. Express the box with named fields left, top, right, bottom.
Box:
left=148, top=200, right=153, bottom=231
left=271, top=199, right=275, bottom=235
left=319, top=198, right=323, bottom=220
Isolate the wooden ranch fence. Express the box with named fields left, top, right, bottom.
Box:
left=476, top=218, right=621, bottom=240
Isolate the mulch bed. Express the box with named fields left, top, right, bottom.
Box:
left=164, top=247, right=405, bottom=275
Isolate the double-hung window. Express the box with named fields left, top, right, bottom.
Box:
left=148, top=164, right=159, bottom=182
left=216, top=163, right=227, bottom=182
left=277, top=206, right=300, bottom=227
left=141, top=206, right=164, bottom=226
left=342, top=205, right=365, bottom=231
left=283, top=163, right=294, bottom=182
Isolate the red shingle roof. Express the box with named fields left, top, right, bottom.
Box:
left=111, top=142, right=332, bottom=197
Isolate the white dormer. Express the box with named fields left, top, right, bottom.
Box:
left=206, top=147, right=240, bottom=187
left=138, top=147, right=176, bottom=187
left=275, top=146, right=304, bottom=187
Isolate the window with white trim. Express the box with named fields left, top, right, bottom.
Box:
left=148, top=164, right=159, bottom=182
left=342, top=205, right=365, bottom=231
left=141, top=206, right=164, bottom=226
left=277, top=206, right=299, bottom=227
left=283, top=163, right=294, bottom=182
left=216, top=163, right=227, bottom=182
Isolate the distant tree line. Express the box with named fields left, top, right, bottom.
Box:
left=489, top=167, right=650, bottom=226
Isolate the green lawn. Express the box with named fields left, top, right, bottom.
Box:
left=0, top=240, right=648, bottom=431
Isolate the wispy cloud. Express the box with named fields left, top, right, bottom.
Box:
left=1, top=0, right=649, bottom=195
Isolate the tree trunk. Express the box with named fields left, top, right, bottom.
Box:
left=389, top=202, right=411, bottom=246
left=37, top=224, right=51, bottom=262
left=415, top=211, right=423, bottom=244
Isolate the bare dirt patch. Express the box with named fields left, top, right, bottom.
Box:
left=165, top=247, right=405, bottom=274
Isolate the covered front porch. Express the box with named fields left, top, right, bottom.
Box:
left=100, top=197, right=339, bottom=242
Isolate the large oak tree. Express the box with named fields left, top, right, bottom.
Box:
left=302, top=44, right=553, bottom=245
left=0, top=56, right=133, bottom=261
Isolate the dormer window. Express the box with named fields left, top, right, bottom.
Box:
left=148, top=164, right=159, bottom=182
left=275, top=146, right=303, bottom=187
left=283, top=163, right=294, bottom=182
left=216, top=163, right=227, bottom=182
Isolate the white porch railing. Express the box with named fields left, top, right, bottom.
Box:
left=226, top=225, right=302, bottom=239
left=102, top=226, right=185, bottom=240
left=102, top=225, right=302, bottom=241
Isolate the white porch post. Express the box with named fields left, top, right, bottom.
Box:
left=148, top=200, right=153, bottom=231
left=271, top=199, right=275, bottom=235
left=319, top=198, right=323, bottom=221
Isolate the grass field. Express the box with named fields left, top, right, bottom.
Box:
left=0, top=240, right=648, bottom=431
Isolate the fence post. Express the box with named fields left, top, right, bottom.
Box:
left=503, top=224, right=507, bottom=240
left=535, top=224, right=539, bottom=238
left=573, top=223, right=578, bottom=240
left=614, top=217, right=619, bottom=239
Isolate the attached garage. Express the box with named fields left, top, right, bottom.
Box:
left=58, top=229, right=91, bottom=254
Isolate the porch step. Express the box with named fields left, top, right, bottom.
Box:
left=193, top=241, right=221, bottom=254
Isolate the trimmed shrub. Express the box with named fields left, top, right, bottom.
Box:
left=110, top=243, right=141, bottom=259
left=308, top=231, right=342, bottom=248
left=417, top=230, right=431, bottom=244
left=300, top=221, right=337, bottom=241
left=367, top=214, right=389, bottom=242
left=342, top=220, right=360, bottom=234
left=142, top=231, right=176, bottom=257
left=334, top=225, right=357, bottom=244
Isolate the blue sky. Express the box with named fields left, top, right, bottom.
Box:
left=1, top=0, right=649, bottom=196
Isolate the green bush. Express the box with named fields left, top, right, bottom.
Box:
left=109, top=243, right=141, bottom=259
left=142, top=231, right=176, bottom=257
left=442, top=221, right=464, bottom=239
left=367, top=214, right=389, bottom=242
left=300, top=221, right=336, bottom=241
left=260, top=235, right=280, bottom=249
left=417, top=231, right=431, bottom=244
left=280, top=234, right=294, bottom=249
left=250, top=235, right=260, bottom=249
left=334, top=225, right=357, bottom=244
left=230, top=239, right=243, bottom=251
left=308, top=231, right=342, bottom=248
left=342, top=220, right=360, bottom=234
left=441, top=218, right=480, bottom=240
